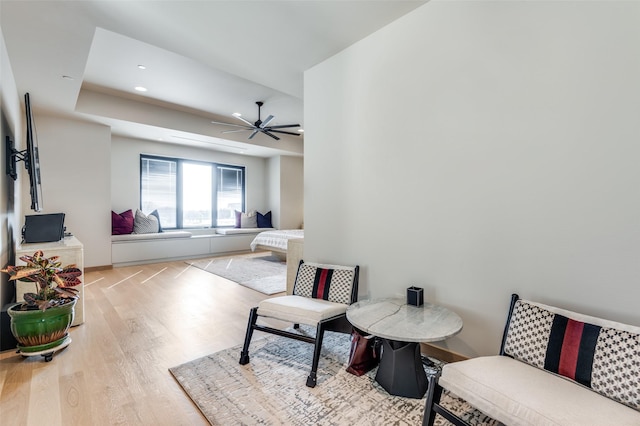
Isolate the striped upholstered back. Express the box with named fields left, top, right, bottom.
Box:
left=292, top=261, right=358, bottom=305
left=503, top=299, right=640, bottom=411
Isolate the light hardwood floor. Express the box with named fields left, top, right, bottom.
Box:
left=0, top=254, right=281, bottom=426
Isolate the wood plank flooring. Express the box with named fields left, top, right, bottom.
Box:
left=0, top=254, right=282, bottom=426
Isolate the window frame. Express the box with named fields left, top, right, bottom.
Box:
left=140, top=154, right=245, bottom=230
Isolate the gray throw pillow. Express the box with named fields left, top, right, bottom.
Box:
left=240, top=211, right=257, bottom=228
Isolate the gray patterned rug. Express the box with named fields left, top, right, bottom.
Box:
left=188, top=254, right=286, bottom=295
left=169, top=329, right=499, bottom=425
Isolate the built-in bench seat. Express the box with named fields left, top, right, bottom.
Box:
left=111, top=228, right=271, bottom=266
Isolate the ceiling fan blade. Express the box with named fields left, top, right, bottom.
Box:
left=221, top=129, right=251, bottom=134
left=266, top=123, right=300, bottom=129
left=234, top=115, right=255, bottom=127
left=261, top=130, right=280, bottom=141
left=260, top=115, right=274, bottom=128
left=269, top=129, right=301, bottom=136
left=211, top=120, right=252, bottom=129
left=248, top=129, right=260, bottom=139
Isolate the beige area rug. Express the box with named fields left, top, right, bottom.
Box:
left=188, top=254, right=286, bottom=295
left=169, top=329, right=499, bottom=425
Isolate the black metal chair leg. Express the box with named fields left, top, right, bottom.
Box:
left=306, top=322, right=326, bottom=387
left=423, top=373, right=443, bottom=426
left=239, top=307, right=258, bottom=365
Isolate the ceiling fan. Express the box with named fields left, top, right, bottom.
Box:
left=211, top=101, right=301, bottom=141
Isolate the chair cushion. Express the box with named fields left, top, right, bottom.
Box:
left=439, top=356, right=640, bottom=426
left=293, top=262, right=356, bottom=304
left=258, top=295, right=348, bottom=326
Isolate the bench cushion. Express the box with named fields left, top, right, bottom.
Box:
left=503, top=299, right=640, bottom=411
left=440, top=356, right=640, bottom=426
left=111, top=231, right=192, bottom=242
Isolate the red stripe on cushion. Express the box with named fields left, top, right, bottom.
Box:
left=558, top=319, right=584, bottom=380
left=315, top=268, right=330, bottom=299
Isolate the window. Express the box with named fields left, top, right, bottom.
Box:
left=217, top=166, right=244, bottom=226
left=140, top=155, right=245, bottom=229
left=183, top=162, right=213, bottom=228
left=141, top=157, right=177, bottom=228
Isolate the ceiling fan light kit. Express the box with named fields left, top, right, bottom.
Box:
left=211, top=101, right=301, bottom=140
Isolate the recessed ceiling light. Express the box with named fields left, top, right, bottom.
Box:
left=298, top=129, right=304, bottom=133
left=232, top=112, right=242, bottom=117
left=137, top=65, right=147, bottom=70
left=134, top=86, right=148, bottom=92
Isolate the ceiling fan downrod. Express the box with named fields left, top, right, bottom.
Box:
left=255, top=101, right=264, bottom=126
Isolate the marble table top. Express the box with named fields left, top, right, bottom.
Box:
left=346, top=298, right=463, bottom=343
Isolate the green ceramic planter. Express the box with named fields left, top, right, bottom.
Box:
left=8, top=299, right=76, bottom=351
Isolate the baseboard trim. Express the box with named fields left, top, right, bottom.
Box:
left=420, top=342, right=468, bottom=363
left=85, top=265, right=113, bottom=272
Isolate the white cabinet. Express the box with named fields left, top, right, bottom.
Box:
left=15, top=236, right=84, bottom=326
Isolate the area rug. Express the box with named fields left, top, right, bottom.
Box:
left=188, top=254, right=286, bottom=295
left=169, top=329, right=499, bottom=425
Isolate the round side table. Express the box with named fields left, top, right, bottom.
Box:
left=346, top=297, right=463, bottom=398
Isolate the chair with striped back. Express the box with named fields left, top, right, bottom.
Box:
left=239, top=260, right=359, bottom=387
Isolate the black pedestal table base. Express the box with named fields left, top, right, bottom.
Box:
left=375, top=338, right=428, bottom=399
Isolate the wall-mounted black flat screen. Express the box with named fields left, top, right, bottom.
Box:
left=24, top=93, right=43, bottom=212
left=5, top=93, right=43, bottom=212
left=23, top=213, right=65, bottom=243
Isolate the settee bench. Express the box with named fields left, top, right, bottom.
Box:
left=111, top=228, right=272, bottom=266
left=424, top=294, right=640, bottom=426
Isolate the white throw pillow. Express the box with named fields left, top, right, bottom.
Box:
left=133, top=209, right=160, bottom=234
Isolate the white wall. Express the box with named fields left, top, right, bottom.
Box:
left=111, top=135, right=270, bottom=223
left=305, top=1, right=640, bottom=357
left=267, top=156, right=281, bottom=228
left=266, top=155, right=304, bottom=229
left=1, top=27, right=21, bottom=318
left=30, top=116, right=111, bottom=268
left=280, top=156, right=303, bottom=229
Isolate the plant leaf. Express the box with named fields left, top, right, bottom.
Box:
left=37, top=299, right=55, bottom=311
left=56, top=268, right=82, bottom=287
left=23, top=293, right=38, bottom=303
left=7, top=267, right=42, bottom=281
left=53, top=287, right=78, bottom=298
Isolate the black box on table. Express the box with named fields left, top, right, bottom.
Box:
left=407, top=286, right=424, bottom=307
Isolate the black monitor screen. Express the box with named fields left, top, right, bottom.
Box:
left=23, top=213, right=65, bottom=243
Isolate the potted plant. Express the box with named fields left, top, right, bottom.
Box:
left=1, top=250, right=82, bottom=357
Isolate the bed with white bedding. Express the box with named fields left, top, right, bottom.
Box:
left=250, top=229, right=304, bottom=253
